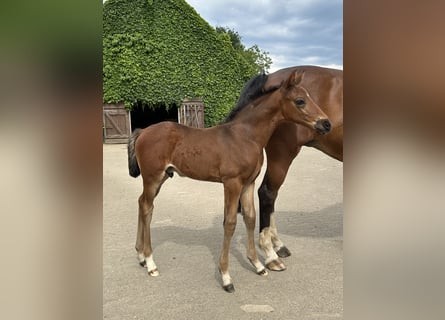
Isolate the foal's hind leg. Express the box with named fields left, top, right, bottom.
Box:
left=240, top=183, right=268, bottom=277
left=136, top=193, right=158, bottom=275
left=136, top=174, right=168, bottom=276
left=136, top=200, right=147, bottom=267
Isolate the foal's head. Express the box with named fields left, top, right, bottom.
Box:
left=279, top=71, right=331, bottom=134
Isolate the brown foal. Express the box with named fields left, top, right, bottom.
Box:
left=127, top=70, right=331, bottom=292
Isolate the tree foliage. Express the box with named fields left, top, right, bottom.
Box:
left=103, top=0, right=265, bottom=126
left=215, top=26, right=272, bottom=74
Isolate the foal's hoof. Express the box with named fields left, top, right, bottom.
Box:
left=266, top=258, right=287, bottom=271
left=223, top=283, right=235, bottom=293
left=257, top=268, right=268, bottom=276
left=139, top=260, right=146, bottom=267
left=148, top=268, right=160, bottom=277
left=276, top=246, right=292, bottom=258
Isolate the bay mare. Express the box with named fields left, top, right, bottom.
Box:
left=127, top=71, right=331, bottom=292
left=239, top=65, right=343, bottom=271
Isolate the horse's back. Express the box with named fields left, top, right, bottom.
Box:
left=137, top=121, right=187, bottom=144
left=134, top=121, right=224, bottom=181
left=265, top=65, right=342, bottom=94
left=134, top=122, right=185, bottom=172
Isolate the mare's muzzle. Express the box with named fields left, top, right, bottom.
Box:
left=315, top=119, right=331, bottom=134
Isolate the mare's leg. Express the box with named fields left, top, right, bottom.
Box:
left=258, top=145, right=302, bottom=268
left=219, top=179, right=242, bottom=293
left=240, top=183, right=268, bottom=276
left=136, top=174, right=168, bottom=276
left=269, top=213, right=290, bottom=257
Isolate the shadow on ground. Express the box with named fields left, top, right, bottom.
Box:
left=146, top=202, right=342, bottom=284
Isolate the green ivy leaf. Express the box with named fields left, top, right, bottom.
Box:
left=103, top=0, right=267, bottom=126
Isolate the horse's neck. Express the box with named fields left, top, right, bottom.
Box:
left=230, top=97, right=284, bottom=148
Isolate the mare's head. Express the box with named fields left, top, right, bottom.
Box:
left=278, top=71, right=331, bottom=134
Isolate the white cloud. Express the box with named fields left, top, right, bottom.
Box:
left=185, top=0, right=342, bottom=71
left=105, top=0, right=342, bottom=71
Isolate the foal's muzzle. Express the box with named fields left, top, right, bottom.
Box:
left=315, top=119, right=331, bottom=134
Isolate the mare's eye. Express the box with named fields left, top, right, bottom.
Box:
left=295, top=98, right=305, bottom=107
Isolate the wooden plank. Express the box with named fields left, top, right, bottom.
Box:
left=104, top=112, right=124, bottom=135
left=103, top=104, right=131, bottom=143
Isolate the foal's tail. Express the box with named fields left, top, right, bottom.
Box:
left=128, top=128, right=143, bottom=178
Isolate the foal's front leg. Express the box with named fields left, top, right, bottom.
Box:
left=219, top=180, right=242, bottom=293
left=240, top=183, right=268, bottom=276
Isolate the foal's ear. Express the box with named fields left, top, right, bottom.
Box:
left=284, top=70, right=305, bottom=89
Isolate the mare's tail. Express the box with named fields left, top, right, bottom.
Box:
left=128, top=128, right=143, bottom=178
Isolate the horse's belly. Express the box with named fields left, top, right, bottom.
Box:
left=170, top=156, right=222, bottom=182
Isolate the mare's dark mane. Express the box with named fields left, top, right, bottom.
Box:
left=223, top=73, right=280, bottom=123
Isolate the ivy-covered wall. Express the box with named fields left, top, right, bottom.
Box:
left=103, top=0, right=256, bottom=126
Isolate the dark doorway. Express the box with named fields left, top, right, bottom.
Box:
left=130, top=103, right=178, bottom=131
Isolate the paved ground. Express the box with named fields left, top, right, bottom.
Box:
left=103, top=143, right=343, bottom=320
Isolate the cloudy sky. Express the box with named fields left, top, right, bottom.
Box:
left=103, top=0, right=343, bottom=72
left=185, top=0, right=343, bottom=72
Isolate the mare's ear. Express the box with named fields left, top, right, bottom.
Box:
left=284, top=70, right=305, bottom=89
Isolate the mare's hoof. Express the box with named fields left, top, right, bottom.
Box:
left=148, top=268, right=159, bottom=277
left=276, top=246, right=292, bottom=258
left=223, top=283, right=235, bottom=293
left=139, top=260, right=146, bottom=267
left=257, top=268, right=268, bottom=276
left=266, top=258, right=287, bottom=271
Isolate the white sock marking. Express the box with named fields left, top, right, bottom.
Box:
left=259, top=228, right=279, bottom=264
left=145, top=254, right=159, bottom=276
left=221, top=272, right=232, bottom=286
left=270, top=213, right=285, bottom=250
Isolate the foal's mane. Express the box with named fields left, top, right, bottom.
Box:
left=223, top=73, right=281, bottom=123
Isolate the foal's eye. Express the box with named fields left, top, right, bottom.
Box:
left=295, top=98, right=305, bottom=107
